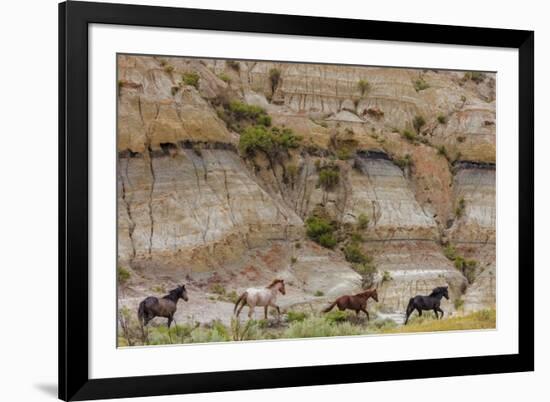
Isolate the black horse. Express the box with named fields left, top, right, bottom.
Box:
left=404, top=286, right=449, bottom=325
left=137, top=285, right=188, bottom=328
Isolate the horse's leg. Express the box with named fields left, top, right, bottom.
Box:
left=416, top=308, right=423, bottom=317
left=361, top=308, right=370, bottom=321
left=236, top=300, right=246, bottom=317
left=248, top=305, right=255, bottom=319
left=433, top=308, right=439, bottom=319
left=437, top=307, right=444, bottom=318
left=264, top=306, right=268, bottom=320
left=167, top=314, right=173, bottom=328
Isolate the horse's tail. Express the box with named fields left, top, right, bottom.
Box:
left=406, top=297, right=415, bottom=314
left=137, top=300, right=146, bottom=325
left=404, top=297, right=415, bottom=325
left=322, top=300, right=338, bottom=313
left=234, top=291, right=248, bottom=314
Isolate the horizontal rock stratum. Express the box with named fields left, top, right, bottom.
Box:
left=117, top=55, right=496, bottom=320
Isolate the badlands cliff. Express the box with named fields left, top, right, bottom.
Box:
left=117, top=55, right=496, bottom=321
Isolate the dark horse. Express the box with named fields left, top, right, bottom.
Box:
left=404, top=286, right=449, bottom=325
left=137, top=285, right=188, bottom=328
left=322, top=288, right=378, bottom=320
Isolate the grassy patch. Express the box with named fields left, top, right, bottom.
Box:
left=455, top=197, right=466, bottom=218
left=238, top=125, right=301, bottom=158
left=437, top=114, right=447, bottom=124
left=305, top=215, right=337, bottom=249
left=117, top=266, right=131, bottom=285
left=314, top=290, right=324, bottom=297
left=394, top=154, right=413, bottom=170
left=269, top=68, right=281, bottom=94
left=413, top=115, right=426, bottom=133
left=357, top=79, right=370, bottom=96
left=226, top=60, right=240, bottom=71
left=286, top=311, right=308, bottom=323
left=413, top=78, right=430, bottom=92
left=357, top=213, right=369, bottom=230
left=401, top=129, right=417, bottom=142
left=181, top=72, right=200, bottom=89
left=317, top=165, right=340, bottom=190
left=218, top=73, right=231, bottom=83
left=377, top=309, right=495, bottom=334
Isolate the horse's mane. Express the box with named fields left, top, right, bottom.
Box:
left=266, top=279, right=284, bottom=289
left=163, top=286, right=183, bottom=300
left=357, top=288, right=377, bottom=297
left=429, top=287, right=446, bottom=297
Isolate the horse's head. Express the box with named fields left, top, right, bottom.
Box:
left=278, top=280, right=286, bottom=295
left=431, top=286, right=449, bottom=300
left=371, top=288, right=379, bottom=302
left=178, top=284, right=189, bottom=302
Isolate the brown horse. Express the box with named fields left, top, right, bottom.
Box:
left=137, top=285, right=188, bottom=328
left=322, top=288, right=378, bottom=320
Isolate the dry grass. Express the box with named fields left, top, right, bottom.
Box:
left=376, top=309, right=496, bottom=334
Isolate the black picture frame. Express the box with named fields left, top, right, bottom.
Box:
left=59, top=1, right=534, bottom=400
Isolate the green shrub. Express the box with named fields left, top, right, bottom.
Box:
left=457, top=135, right=466, bottom=143
left=402, top=129, right=417, bottom=142
left=287, top=311, right=308, bottom=323
left=319, top=233, right=338, bottom=249
left=437, top=114, right=447, bottom=124
left=464, top=71, right=486, bottom=84
left=354, top=261, right=377, bottom=288
left=163, top=65, right=174, bottom=73
left=284, top=316, right=361, bottom=338
left=305, top=215, right=337, bottom=249
left=350, top=232, right=364, bottom=243
left=295, top=241, right=302, bottom=249
left=318, top=167, right=340, bottom=190
left=382, top=270, right=393, bottom=283
left=290, top=256, right=298, bottom=264
left=269, top=68, right=281, bottom=94
left=181, top=72, right=200, bottom=88
left=171, top=86, right=180, bottom=96
left=413, top=115, right=426, bottom=133
left=443, top=244, right=458, bottom=261
left=437, top=145, right=449, bottom=160
left=336, top=147, right=352, bottom=160
left=324, top=310, right=350, bottom=324
left=357, top=79, right=370, bottom=96
left=228, top=101, right=265, bottom=121
left=343, top=243, right=369, bottom=264
left=117, top=266, right=131, bottom=284
left=454, top=298, right=465, bottom=310
left=238, top=125, right=301, bottom=157
left=413, top=78, right=430, bottom=91
left=394, top=154, right=413, bottom=170
left=357, top=213, right=369, bottom=230
left=210, top=283, right=226, bottom=295
left=219, top=73, right=231, bottom=83
left=226, top=60, right=240, bottom=71
left=371, top=318, right=398, bottom=331
left=314, top=290, right=324, bottom=297
left=455, top=197, right=465, bottom=217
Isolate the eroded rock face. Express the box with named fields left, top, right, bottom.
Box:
left=117, top=55, right=496, bottom=319
left=118, top=148, right=303, bottom=271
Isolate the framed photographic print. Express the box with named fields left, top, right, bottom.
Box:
left=59, top=1, right=534, bottom=400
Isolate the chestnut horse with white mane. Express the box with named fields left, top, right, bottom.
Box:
left=234, top=279, right=286, bottom=319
